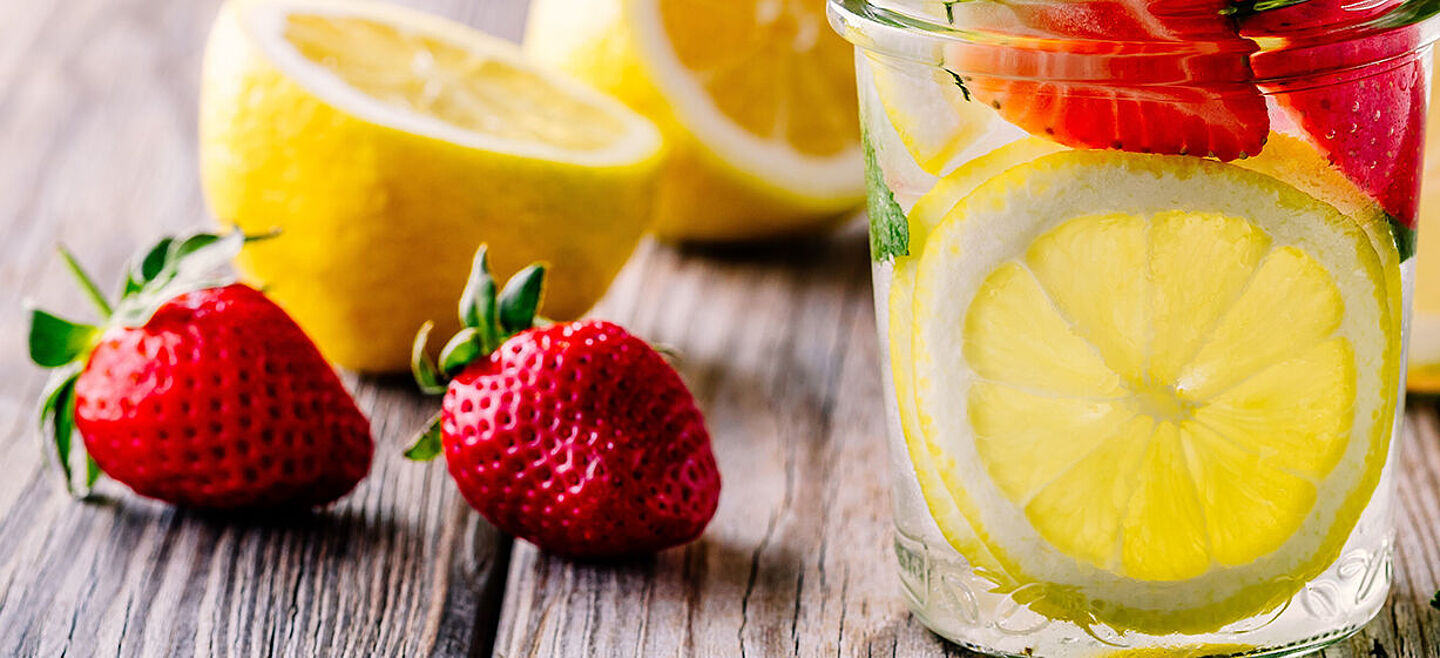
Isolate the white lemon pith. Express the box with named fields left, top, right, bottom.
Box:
left=200, top=0, right=662, bottom=372
left=524, top=0, right=864, bottom=241
left=898, top=150, right=1397, bottom=633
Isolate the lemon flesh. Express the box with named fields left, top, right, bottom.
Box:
left=525, top=0, right=864, bottom=241
left=888, top=139, right=1067, bottom=580
left=870, top=57, right=996, bottom=176
left=907, top=151, right=1397, bottom=633
left=200, top=0, right=662, bottom=372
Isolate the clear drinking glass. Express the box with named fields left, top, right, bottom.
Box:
left=828, top=1, right=1438, bottom=655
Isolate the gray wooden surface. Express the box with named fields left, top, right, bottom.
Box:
left=0, top=1, right=1436, bottom=656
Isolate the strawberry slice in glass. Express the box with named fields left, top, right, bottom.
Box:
left=1243, top=0, right=1426, bottom=228
left=942, top=0, right=1269, bottom=161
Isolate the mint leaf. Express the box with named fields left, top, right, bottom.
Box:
left=864, top=137, right=909, bottom=262
left=1389, top=216, right=1417, bottom=262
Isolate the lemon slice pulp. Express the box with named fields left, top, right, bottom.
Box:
left=525, top=0, right=865, bottom=240
left=905, top=150, right=1398, bottom=633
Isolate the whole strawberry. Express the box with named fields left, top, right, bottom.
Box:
left=27, top=232, right=373, bottom=507
left=408, top=246, right=720, bottom=557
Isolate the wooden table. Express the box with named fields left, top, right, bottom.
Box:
left=1, top=1, right=1437, bottom=656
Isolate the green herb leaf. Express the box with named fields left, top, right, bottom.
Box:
left=1221, top=0, right=1310, bottom=16
left=439, top=327, right=485, bottom=376
left=28, top=309, right=98, bottom=367
left=411, top=321, right=448, bottom=395
left=497, top=264, right=547, bottom=336
left=1432, top=590, right=1439, bottom=610
left=864, top=135, right=910, bottom=262
left=403, top=414, right=445, bottom=461
left=1390, top=216, right=1417, bottom=262
left=944, top=69, right=972, bottom=102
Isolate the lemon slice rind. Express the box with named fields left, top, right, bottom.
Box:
left=910, top=151, right=1397, bottom=633
left=624, top=0, right=863, bottom=200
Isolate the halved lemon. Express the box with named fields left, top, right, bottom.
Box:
left=908, top=151, right=1398, bottom=633
left=1410, top=62, right=1440, bottom=393
left=199, top=0, right=662, bottom=371
left=525, top=0, right=865, bottom=241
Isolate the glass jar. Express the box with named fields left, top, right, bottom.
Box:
left=829, top=0, right=1438, bottom=655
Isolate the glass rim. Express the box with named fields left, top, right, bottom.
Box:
left=828, top=0, right=1440, bottom=86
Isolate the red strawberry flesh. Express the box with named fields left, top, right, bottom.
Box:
left=1243, top=0, right=1427, bottom=227
left=947, top=0, right=1269, bottom=160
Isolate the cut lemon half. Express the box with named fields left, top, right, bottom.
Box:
left=909, top=151, right=1398, bottom=633
left=200, top=0, right=662, bottom=371
left=1411, top=63, right=1440, bottom=393
left=870, top=57, right=997, bottom=176
left=525, top=0, right=864, bottom=241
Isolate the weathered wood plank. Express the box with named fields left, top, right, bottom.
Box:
left=0, top=0, right=528, bottom=656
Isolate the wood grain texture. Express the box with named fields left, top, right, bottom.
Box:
left=0, top=1, right=524, bottom=656
left=1, top=0, right=1439, bottom=656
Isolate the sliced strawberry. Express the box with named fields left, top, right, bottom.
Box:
left=946, top=0, right=1269, bottom=160
left=1243, top=0, right=1426, bottom=227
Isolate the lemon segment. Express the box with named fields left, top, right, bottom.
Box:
left=870, top=58, right=996, bottom=175
left=200, top=0, right=662, bottom=372
left=525, top=0, right=865, bottom=241
left=910, top=151, right=1397, bottom=633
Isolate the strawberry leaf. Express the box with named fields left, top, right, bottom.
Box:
left=403, top=415, right=444, bottom=461
left=57, top=246, right=113, bottom=318
left=124, top=237, right=175, bottom=295
left=28, top=309, right=97, bottom=367
left=459, top=245, right=500, bottom=345
left=411, top=321, right=447, bottom=395
left=440, top=328, right=485, bottom=376
left=85, top=456, right=101, bottom=490
left=498, top=264, right=546, bottom=336
left=39, top=368, right=84, bottom=495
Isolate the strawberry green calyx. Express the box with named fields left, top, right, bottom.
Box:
left=407, top=244, right=547, bottom=460
left=27, top=230, right=263, bottom=495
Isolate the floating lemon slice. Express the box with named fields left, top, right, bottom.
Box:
left=525, top=0, right=864, bottom=241
left=908, top=150, right=1398, bottom=633
left=888, top=138, right=1064, bottom=578
left=870, top=58, right=997, bottom=176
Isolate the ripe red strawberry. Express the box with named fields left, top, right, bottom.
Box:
left=947, top=0, right=1268, bottom=160
left=407, top=247, right=720, bottom=558
left=1243, top=0, right=1426, bottom=229
left=28, top=232, right=373, bottom=507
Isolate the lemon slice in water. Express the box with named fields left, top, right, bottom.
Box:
left=905, top=150, right=1398, bottom=633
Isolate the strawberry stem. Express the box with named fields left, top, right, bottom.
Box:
left=409, top=244, right=549, bottom=393
left=57, top=245, right=112, bottom=319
